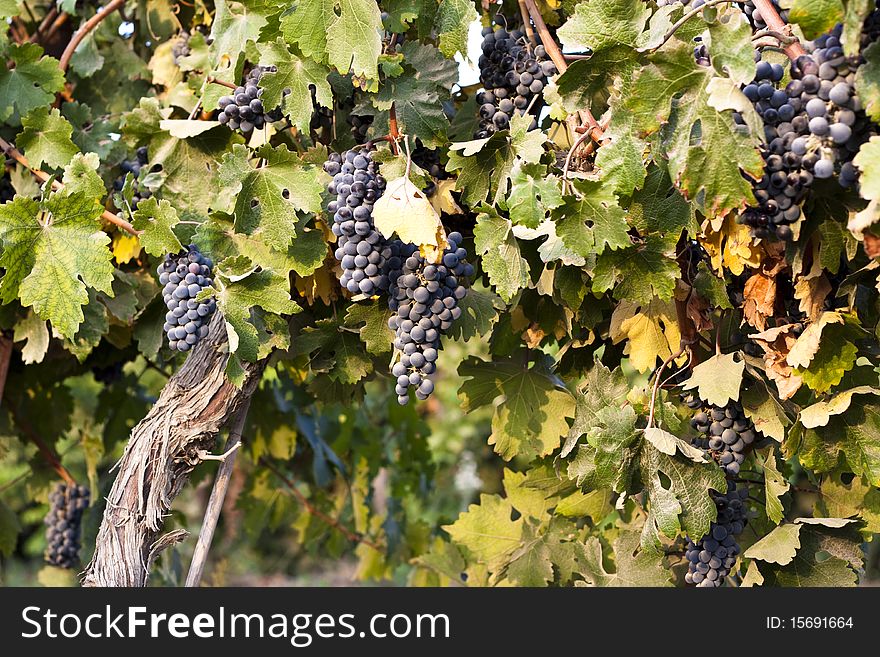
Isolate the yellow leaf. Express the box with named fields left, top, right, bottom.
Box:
left=609, top=299, right=681, bottom=373
left=112, top=231, right=141, bottom=264
left=428, top=178, right=464, bottom=216
left=699, top=214, right=762, bottom=276
left=372, top=177, right=447, bottom=256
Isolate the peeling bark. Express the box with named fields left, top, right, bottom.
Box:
left=82, top=314, right=266, bottom=587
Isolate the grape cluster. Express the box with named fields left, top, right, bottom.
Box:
left=172, top=31, right=191, bottom=65
left=790, top=27, right=872, bottom=187
left=44, top=482, right=89, bottom=569
left=112, top=147, right=152, bottom=212
left=475, top=25, right=556, bottom=138
left=684, top=482, right=749, bottom=587
left=324, top=149, right=391, bottom=296
left=683, top=393, right=761, bottom=476
left=387, top=232, right=473, bottom=404
left=158, top=245, right=217, bottom=352
left=217, top=66, right=286, bottom=136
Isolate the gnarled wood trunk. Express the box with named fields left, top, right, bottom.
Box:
left=82, top=313, right=265, bottom=587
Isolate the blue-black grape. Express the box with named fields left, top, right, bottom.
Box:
left=475, top=24, right=556, bottom=138
left=158, top=245, right=216, bottom=352
left=44, top=482, right=90, bottom=569
left=684, top=482, right=749, bottom=587
left=683, top=392, right=762, bottom=477
left=218, top=66, right=287, bottom=136
left=113, top=147, right=151, bottom=211
left=387, top=232, right=473, bottom=404
left=324, top=149, right=391, bottom=296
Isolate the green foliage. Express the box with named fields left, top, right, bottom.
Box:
left=0, top=0, right=878, bottom=590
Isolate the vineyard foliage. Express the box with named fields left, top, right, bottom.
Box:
left=0, top=0, right=879, bottom=587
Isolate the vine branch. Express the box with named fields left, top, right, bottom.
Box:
left=750, top=0, right=807, bottom=59
left=11, top=407, right=76, bottom=485
left=184, top=398, right=252, bottom=587
left=260, top=458, right=383, bottom=552
left=59, top=0, right=126, bottom=72
left=0, top=136, right=140, bottom=237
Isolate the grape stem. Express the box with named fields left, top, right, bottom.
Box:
left=59, top=0, right=126, bottom=72
left=31, top=6, right=59, bottom=42
left=184, top=398, right=251, bottom=587
left=41, top=10, right=70, bottom=44
left=389, top=103, right=401, bottom=155
left=522, top=0, right=603, bottom=137
left=260, top=457, right=383, bottom=551
left=206, top=76, right=238, bottom=91
left=750, top=0, right=807, bottom=59
left=11, top=407, right=76, bottom=486
left=0, top=136, right=141, bottom=237
left=517, top=0, right=537, bottom=46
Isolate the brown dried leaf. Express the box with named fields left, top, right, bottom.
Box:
left=794, top=274, right=831, bottom=323
left=864, top=232, right=880, bottom=258
left=750, top=324, right=803, bottom=400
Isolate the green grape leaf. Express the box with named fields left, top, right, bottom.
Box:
left=0, top=43, right=65, bottom=123
left=13, top=311, right=50, bottom=365
left=579, top=532, right=673, bottom=587
left=757, top=524, right=859, bottom=586
left=568, top=405, right=640, bottom=493
left=789, top=0, right=845, bottom=40
left=682, top=352, right=745, bottom=406
left=443, top=494, right=523, bottom=569
left=704, top=9, right=761, bottom=86
left=294, top=317, right=373, bottom=384
left=445, top=287, right=505, bottom=342
left=280, top=0, right=334, bottom=63
left=0, top=500, right=21, bottom=558
left=255, top=38, right=333, bottom=132
left=744, top=524, right=802, bottom=565
left=0, top=193, right=113, bottom=339
left=437, top=0, right=478, bottom=59
left=343, top=301, right=394, bottom=355
left=458, top=356, right=576, bottom=461
left=123, top=99, right=238, bottom=220
left=755, top=447, right=789, bottom=524
left=132, top=197, right=183, bottom=257
left=554, top=179, right=630, bottom=257
left=326, top=0, right=383, bottom=81
left=0, top=0, right=19, bottom=18
left=627, top=164, right=696, bottom=236
left=626, top=42, right=764, bottom=217
left=563, top=359, right=630, bottom=456
left=17, top=107, right=79, bottom=170
left=592, top=234, right=679, bottom=303
left=641, top=444, right=727, bottom=543
left=62, top=101, right=120, bottom=161
left=557, top=0, right=652, bottom=54
left=218, top=143, right=323, bottom=251
left=797, top=401, right=880, bottom=486
left=856, top=42, right=880, bottom=123
left=213, top=259, right=299, bottom=362
left=506, top=163, right=564, bottom=230
left=818, top=472, right=880, bottom=534
left=208, top=0, right=274, bottom=63
left=795, top=338, right=858, bottom=394
left=692, top=261, right=733, bottom=310
left=473, top=208, right=530, bottom=303
left=741, top=382, right=789, bottom=442
left=61, top=152, right=104, bottom=199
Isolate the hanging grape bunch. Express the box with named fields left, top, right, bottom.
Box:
left=172, top=31, right=191, bottom=65
left=44, top=482, right=90, bottom=569
left=323, top=149, right=391, bottom=295
left=474, top=24, right=556, bottom=138
left=789, top=26, right=873, bottom=188
left=159, top=245, right=217, bottom=352
left=683, top=393, right=762, bottom=476
left=387, top=232, right=473, bottom=405
left=112, top=147, right=152, bottom=212
left=684, top=482, right=749, bottom=587
left=218, top=66, right=287, bottom=136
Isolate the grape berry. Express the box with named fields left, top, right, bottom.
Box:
left=388, top=232, right=473, bottom=405
left=218, top=66, right=286, bottom=136
left=113, top=147, right=152, bottom=212
left=684, top=482, right=749, bottom=587
left=683, top=393, right=762, bottom=477
left=44, top=482, right=90, bottom=569
left=159, top=245, right=217, bottom=352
